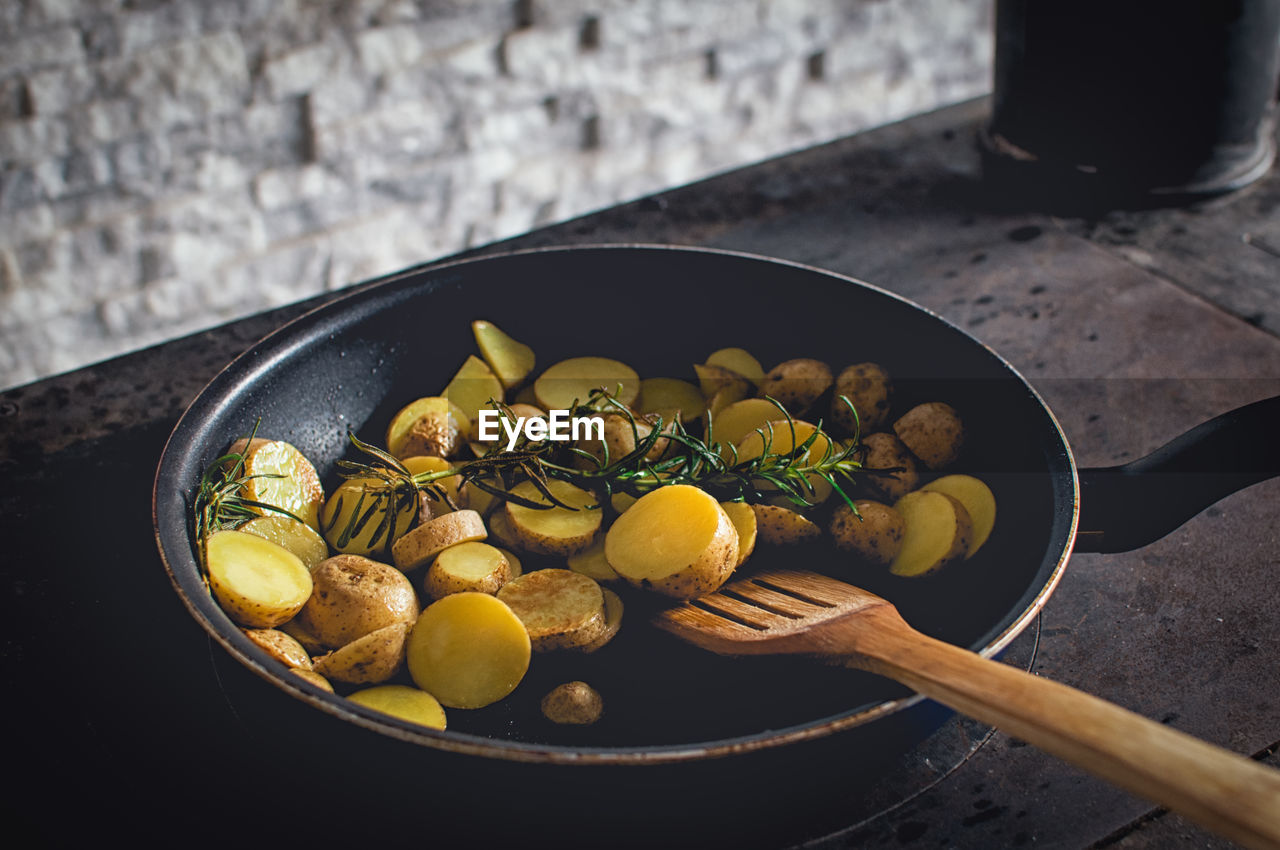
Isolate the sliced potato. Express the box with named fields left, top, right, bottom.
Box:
left=706, top=379, right=752, bottom=420
left=347, top=684, right=447, bottom=730
left=694, top=363, right=751, bottom=400
left=205, top=530, right=313, bottom=628
left=313, top=621, right=410, bottom=685
left=320, top=476, right=417, bottom=558
left=279, top=616, right=326, bottom=655
left=829, top=500, right=906, bottom=565
left=719, top=501, right=758, bottom=567
left=401, top=455, right=465, bottom=518
left=604, top=485, right=738, bottom=599
left=385, top=397, right=468, bottom=459
left=860, top=432, right=921, bottom=502
left=705, top=347, right=765, bottom=386
left=575, top=412, right=670, bottom=469
left=638, top=377, right=705, bottom=423
left=758, top=358, right=833, bottom=416
left=390, top=509, right=488, bottom=572
left=893, top=402, right=965, bottom=469
left=496, top=547, right=523, bottom=578
left=485, top=508, right=523, bottom=550
left=831, top=362, right=893, bottom=434
left=541, top=681, right=604, bottom=725
left=751, top=503, right=822, bottom=545
left=534, top=356, right=640, bottom=410
left=472, top=319, right=536, bottom=390
left=708, top=398, right=788, bottom=457
left=241, top=627, right=313, bottom=670
left=459, top=481, right=499, bottom=517
left=582, top=587, right=624, bottom=653
left=567, top=535, right=620, bottom=581
left=444, top=354, right=505, bottom=427
left=423, top=541, right=512, bottom=600
left=889, top=490, right=973, bottom=577
left=734, top=419, right=836, bottom=504
left=228, top=437, right=326, bottom=532
left=238, top=514, right=329, bottom=569
left=497, top=568, right=607, bottom=651
left=505, top=479, right=602, bottom=556
left=921, top=474, right=996, bottom=557
left=407, top=593, right=531, bottom=709
left=296, top=554, right=418, bottom=649
left=289, top=668, right=334, bottom=693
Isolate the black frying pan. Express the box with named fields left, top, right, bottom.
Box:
left=152, top=246, right=1278, bottom=848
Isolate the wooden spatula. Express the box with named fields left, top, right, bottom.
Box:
left=656, top=569, right=1280, bottom=850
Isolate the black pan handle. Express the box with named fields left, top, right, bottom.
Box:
left=1074, top=395, right=1280, bottom=553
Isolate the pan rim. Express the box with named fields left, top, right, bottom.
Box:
left=153, top=242, right=1080, bottom=766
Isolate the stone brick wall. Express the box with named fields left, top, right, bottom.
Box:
left=0, top=0, right=993, bottom=390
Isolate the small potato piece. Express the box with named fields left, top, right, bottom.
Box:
left=894, top=402, right=965, bottom=469
left=710, top=398, right=789, bottom=456
left=445, top=355, right=506, bottom=427
left=534, top=356, right=640, bottom=411
left=719, top=501, right=758, bottom=567
left=320, top=476, right=417, bottom=558
left=486, top=509, right=522, bottom=550
left=751, top=504, right=822, bottom=545
left=229, top=438, right=326, bottom=532
left=296, top=554, right=418, bottom=649
left=693, top=363, right=751, bottom=400
left=313, top=621, right=410, bottom=685
left=860, top=432, right=921, bottom=502
left=289, top=668, right=334, bottom=693
left=567, top=535, right=620, bottom=581
left=423, top=541, right=511, bottom=600
left=385, top=397, right=468, bottom=459
left=505, top=479, right=602, bottom=556
left=459, top=481, right=499, bottom=517
left=889, top=490, right=974, bottom=577
left=496, top=547, right=523, bottom=578
left=497, top=569, right=607, bottom=651
left=638, top=377, right=705, bottom=423
left=735, top=419, right=837, bottom=504
left=705, top=347, right=766, bottom=386
left=242, top=628, right=313, bottom=671
left=401, top=455, right=465, bottom=519
left=348, top=684, right=447, bottom=730
left=279, top=616, right=326, bottom=655
left=472, top=319, right=536, bottom=390
left=705, top=380, right=752, bottom=420
left=831, top=363, right=894, bottom=434
left=581, top=588, right=624, bottom=653
left=541, top=681, right=604, bottom=725
left=408, top=593, right=531, bottom=709
left=391, top=510, right=488, bottom=572
left=757, top=358, right=833, bottom=416
left=605, top=485, right=739, bottom=599
left=829, top=500, right=906, bottom=565
left=206, top=530, right=313, bottom=628
left=238, top=515, right=329, bottom=569
left=921, top=474, right=996, bottom=557
left=576, top=413, right=670, bottom=468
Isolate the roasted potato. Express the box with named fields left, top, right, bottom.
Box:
left=889, top=490, right=974, bottom=577
left=385, top=396, right=468, bottom=459
left=498, top=568, right=607, bottom=652
left=407, top=592, right=531, bottom=709
left=637, top=377, right=705, bottom=423
left=719, top=501, right=758, bottom=567
left=228, top=437, right=326, bottom=532
left=242, top=627, right=313, bottom=670
left=751, top=503, right=822, bottom=545
left=237, top=514, right=329, bottom=570
left=390, top=509, right=488, bottom=572
left=534, top=356, right=640, bottom=410
left=921, top=474, right=996, bottom=557
left=205, top=529, right=313, bottom=629
left=423, top=541, right=512, bottom=600
left=347, top=684, right=447, bottom=730
left=504, top=479, right=602, bottom=556
left=472, top=319, right=535, bottom=390
left=704, top=347, right=765, bottom=386
left=313, top=621, right=410, bottom=685
left=828, top=500, right=906, bottom=565
left=444, top=354, right=505, bottom=426
left=859, top=432, right=921, bottom=502
left=893, top=402, right=965, bottom=469
left=295, top=554, right=418, bottom=650
left=541, top=681, right=604, bottom=725
left=830, top=362, right=893, bottom=434
left=757, top=358, right=832, bottom=416
left=320, top=476, right=417, bottom=559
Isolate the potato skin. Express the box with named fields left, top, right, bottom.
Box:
left=242, top=628, right=313, bottom=671
left=830, top=363, right=893, bottom=434
left=757, top=358, right=833, bottom=416
left=828, top=500, right=906, bottom=565
left=641, top=507, right=737, bottom=599
left=541, top=681, right=603, bottom=725
left=751, top=504, right=822, bottom=545
left=296, top=555, right=419, bottom=650
left=859, top=432, right=921, bottom=502
left=893, top=402, right=964, bottom=469
left=313, top=621, right=409, bottom=685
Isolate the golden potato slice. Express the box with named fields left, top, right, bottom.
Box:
left=921, top=474, right=996, bottom=557
left=497, top=569, right=606, bottom=651
left=238, top=514, right=329, bottom=569
left=423, top=541, right=512, bottom=600
left=505, top=479, right=602, bottom=556
left=734, top=420, right=836, bottom=504
left=242, top=627, right=313, bottom=670
left=638, top=377, right=704, bottom=423
left=706, top=379, right=752, bottom=420
left=205, top=530, right=313, bottom=628
left=831, top=363, right=893, bottom=434
left=444, top=354, right=505, bottom=427
left=829, top=500, right=906, bottom=565
left=889, top=490, right=974, bottom=577
left=348, top=684, right=447, bottom=730
left=385, top=397, right=469, bottom=460
left=472, top=319, right=536, bottom=390
left=390, top=509, right=488, bottom=572
left=320, top=476, right=417, bottom=558
left=296, top=554, right=418, bottom=649
left=459, top=481, right=499, bottom=517
left=893, top=402, right=965, bottom=469
left=604, top=485, right=738, bottom=599
left=709, top=398, right=788, bottom=458
left=289, top=668, right=334, bottom=693
left=719, top=501, right=758, bottom=567
left=313, top=621, right=409, bottom=685
left=496, top=547, right=523, bottom=578
left=758, top=358, right=833, bottom=416
left=534, top=356, right=640, bottom=410
left=751, top=504, right=822, bottom=545
left=229, top=437, right=326, bottom=532
left=407, top=593, right=531, bottom=709
left=541, top=681, right=603, bottom=725
left=581, top=587, right=624, bottom=653
left=401, top=455, right=464, bottom=518
left=485, top=508, right=523, bottom=550
left=567, top=535, right=620, bottom=581
left=705, top=347, right=766, bottom=386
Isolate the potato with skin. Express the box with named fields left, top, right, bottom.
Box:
left=921, top=474, right=996, bottom=557
left=751, top=504, right=822, bottom=545
left=385, top=397, right=468, bottom=460
left=444, top=355, right=505, bottom=428
left=423, top=541, right=511, bottom=600
left=541, top=681, right=604, bottom=725
left=228, top=437, right=326, bottom=532
left=391, top=509, right=488, bottom=572
left=498, top=569, right=607, bottom=651
left=313, top=621, right=410, bottom=685
left=757, top=358, right=833, bottom=416
left=504, top=479, right=602, bottom=556
left=638, top=377, right=704, bottom=423
left=279, top=616, right=326, bottom=655
left=242, top=627, right=313, bottom=670
left=567, top=535, right=620, bottom=581
left=831, top=362, right=894, bottom=434
left=575, top=412, right=671, bottom=468
left=238, top=514, right=329, bottom=569
left=401, top=455, right=465, bottom=519
left=485, top=509, right=522, bottom=550
left=289, top=668, right=334, bottom=693
left=205, top=530, right=314, bottom=628
left=829, top=500, right=906, bottom=565
left=705, top=347, right=766, bottom=387
left=693, top=363, right=751, bottom=400
left=348, top=684, right=447, bottom=730
left=710, top=398, right=790, bottom=457
left=859, top=432, right=921, bottom=502
left=581, top=588, right=624, bottom=652
left=605, top=485, right=739, bottom=599
left=889, top=490, right=974, bottom=577
left=894, top=402, right=965, bottom=469
left=472, top=319, right=535, bottom=390
left=296, top=554, right=418, bottom=650
left=734, top=419, right=836, bottom=504
left=719, top=501, right=758, bottom=567
left=407, top=593, right=531, bottom=709
left=320, top=476, right=417, bottom=559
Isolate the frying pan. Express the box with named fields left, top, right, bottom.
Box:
left=153, top=245, right=1278, bottom=848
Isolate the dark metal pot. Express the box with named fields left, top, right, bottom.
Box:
left=152, top=246, right=1278, bottom=848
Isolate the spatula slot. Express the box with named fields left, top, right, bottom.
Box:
left=690, top=597, right=772, bottom=631
left=751, top=576, right=838, bottom=609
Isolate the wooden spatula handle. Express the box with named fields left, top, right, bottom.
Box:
left=850, top=609, right=1280, bottom=850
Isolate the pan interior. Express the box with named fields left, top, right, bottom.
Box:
left=155, top=247, right=1074, bottom=755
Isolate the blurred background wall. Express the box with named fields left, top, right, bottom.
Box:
left=0, top=0, right=992, bottom=390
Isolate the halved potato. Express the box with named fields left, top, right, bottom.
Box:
left=289, top=668, right=334, bottom=693
left=751, top=503, right=822, bottom=545
left=320, top=476, right=417, bottom=558
left=407, top=593, right=531, bottom=709
left=893, top=402, right=965, bottom=469
left=581, top=587, right=624, bottom=653
left=758, top=358, right=833, bottom=416
left=472, top=319, right=536, bottom=390
left=921, top=474, right=996, bottom=557
left=496, top=547, right=523, bottom=578
left=347, top=684, right=447, bottom=730
left=237, top=514, right=329, bottom=569
left=228, top=437, right=326, bottom=532
left=401, top=455, right=465, bottom=518
left=705, top=347, right=765, bottom=386
left=719, top=501, right=758, bottom=567
left=444, top=354, right=505, bottom=426
left=423, top=541, right=512, bottom=600
left=279, top=616, right=326, bottom=655
left=604, top=485, right=738, bottom=599
left=485, top=508, right=523, bottom=550
left=709, top=398, right=789, bottom=458
left=313, top=621, right=410, bottom=685
left=829, top=500, right=906, bottom=565
left=505, top=479, right=602, bottom=556
left=534, top=356, right=640, bottom=410
left=296, top=554, right=418, bottom=649
left=734, top=420, right=836, bottom=504
left=385, top=397, right=469, bottom=459
left=497, top=568, right=607, bottom=651
left=567, top=535, right=620, bottom=581
left=706, top=380, right=752, bottom=420
left=638, top=377, right=704, bottom=423
left=889, top=490, right=974, bottom=577
left=242, top=627, right=313, bottom=670
left=205, top=529, right=313, bottom=628
left=391, top=509, right=488, bottom=572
